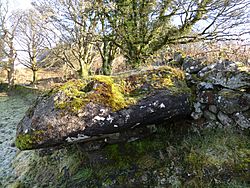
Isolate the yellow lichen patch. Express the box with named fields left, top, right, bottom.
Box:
left=167, top=66, right=185, bottom=80
left=117, top=66, right=186, bottom=96
left=238, top=65, right=250, bottom=74
left=55, top=79, right=88, bottom=112
left=57, top=79, right=87, bottom=95
left=219, top=90, right=242, bottom=99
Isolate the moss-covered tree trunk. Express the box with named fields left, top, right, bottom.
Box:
left=102, top=40, right=115, bottom=75
left=126, top=46, right=144, bottom=69
left=78, top=62, right=90, bottom=78
left=30, top=57, right=38, bottom=85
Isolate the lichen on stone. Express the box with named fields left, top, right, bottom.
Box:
left=91, top=75, right=134, bottom=111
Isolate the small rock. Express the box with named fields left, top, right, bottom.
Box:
left=185, top=73, right=192, bottom=81
left=182, top=57, right=206, bottom=74
left=160, top=178, right=167, bottom=185
left=173, top=52, right=184, bottom=64
left=191, top=102, right=203, bottom=120
left=198, top=91, right=215, bottom=104
left=232, top=112, right=250, bottom=129
left=216, top=89, right=250, bottom=114
left=217, top=111, right=234, bottom=127
left=204, top=110, right=217, bottom=121
left=141, top=174, right=148, bottom=182
left=209, top=105, right=218, bottom=114
left=194, top=102, right=202, bottom=113
left=191, top=112, right=203, bottom=120
left=197, top=82, right=214, bottom=91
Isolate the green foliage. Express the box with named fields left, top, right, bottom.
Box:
left=102, top=0, right=214, bottom=67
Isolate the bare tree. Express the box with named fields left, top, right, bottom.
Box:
left=16, top=9, right=53, bottom=84
left=32, top=0, right=99, bottom=78
left=0, top=1, right=21, bottom=87
left=31, top=0, right=250, bottom=71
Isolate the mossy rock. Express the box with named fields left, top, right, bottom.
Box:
left=16, top=65, right=193, bottom=150
left=53, top=66, right=188, bottom=113
left=54, top=76, right=134, bottom=113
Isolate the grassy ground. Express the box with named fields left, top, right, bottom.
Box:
left=66, top=125, right=250, bottom=187
left=10, top=122, right=250, bottom=187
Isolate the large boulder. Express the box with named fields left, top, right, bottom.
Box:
left=16, top=66, right=193, bottom=150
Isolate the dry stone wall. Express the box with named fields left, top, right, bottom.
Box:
left=182, top=57, right=250, bottom=129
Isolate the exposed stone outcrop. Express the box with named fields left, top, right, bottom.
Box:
left=16, top=66, right=192, bottom=150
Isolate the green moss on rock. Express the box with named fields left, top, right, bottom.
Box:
left=90, top=75, right=134, bottom=111
left=54, top=76, right=136, bottom=112
left=15, top=131, right=44, bottom=150
left=54, top=66, right=189, bottom=113
left=219, top=89, right=243, bottom=99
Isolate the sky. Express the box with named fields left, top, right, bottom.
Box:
left=8, top=0, right=32, bottom=11
left=6, top=0, right=32, bottom=68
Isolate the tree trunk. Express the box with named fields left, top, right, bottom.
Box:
left=102, top=41, right=114, bottom=75
left=7, top=41, right=16, bottom=88
left=127, top=46, right=144, bottom=68
left=102, top=58, right=112, bottom=76
left=78, top=63, right=90, bottom=78
left=7, top=59, right=15, bottom=88
left=32, top=69, right=37, bottom=85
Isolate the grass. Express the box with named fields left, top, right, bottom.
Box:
left=12, top=122, right=250, bottom=187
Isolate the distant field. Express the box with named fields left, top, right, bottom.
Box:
left=0, top=68, right=64, bottom=86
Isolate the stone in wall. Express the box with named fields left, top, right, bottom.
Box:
left=216, top=89, right=250, bottom=114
